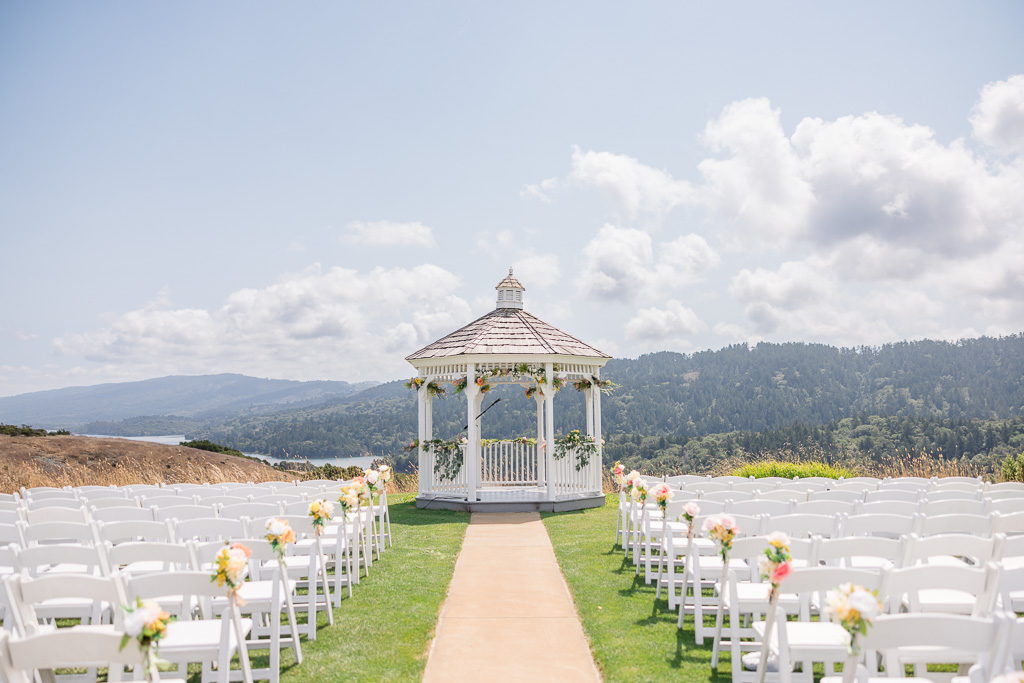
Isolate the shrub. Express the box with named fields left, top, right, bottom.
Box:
left=179, top=439, right=245, bottom=457
left=1002, top=452, right=1024, bottom=482
left=730, top=460, right=856, bottom=480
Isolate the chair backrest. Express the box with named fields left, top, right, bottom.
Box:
left=990, top=498, right=1024, bottom=515
left=693, top=512, right=765, bottom=539
left=22, top=506, right=89, bottom=525
left=840, top=513, right=916, bottom=539
left=125, top=569, right=239, bottom=617
left=282, top=500, right=319, bottom=516
left=992, top=511, right=1024, bottom=536
left=95, top=519, right=175, bottom=545
left=86, top=497, right=141, bottom=511
left=223, top=487, right=271, bottom=499
left=727, top=499, right=794, bottom=517
left=931, top=476, right=984, bottom=487
left=2, top=572, right=127, bottom=634
left=77, top=488, right=129, bottom=501
left=219, top=502, right=281, bottom=520
left=665, top=475, right=710, bottom=487
left=902, top=532, right=1002, bottom=567
left=928, top=482, right=983, bottom=495
left=0, top=628, right=153, bottom=683
left=252, top=494, right=305, bottom=507
left=922, top=498, right=989, bottom=516
left=853, top=613, right=1011, bottom=682
left=764, top=513, right=841, bottom=539
left=22, top=490, right=77, bottom=502
left=856, top=500, right=921, bottom=517
left=808, top=489, right=863, bottom=504
left=725, top=534, right=818, bottom=580
left=198, top=495, right=251, bottom=507
left=90, top=506, right=156, bottom=523
left=139, top=494, right=196, bottom=508
left=0, top=510, right=19, bottom=524
left=924, top=489, right=982, bottom=502
left=914, top=512, right=993, bottom=537
left=153, top=504, right=219, bottom=522
left=25, top=498, right=85, bottom=511
left=121, top=484, right=164, bottom=496
left=756, top=489, right=808, bottom=504
left=779, top=566, right=885, bottom=621
left=0, top=522, right=26, bottom=547
left=816, top=535, right=904, bottom=569
left=793, top=499, right=857, bottom=516
left=290, top=486, right=324, bottom=498
left=730, top=481, right=777, bottom=494
left=19, top=520, right=96, bottom=545
left=864, top=489, right=921, bottom=503
left=671, top=498, right=726, bottom=518
left=988, top=482, right=1024, bottom=493
left=105, top=540, right=196, bottom=574
left=880, top=562, right=1000, bottom=617
left=16, top=543, right=109, bottom=578
left=775, top=481, right=829, bottom=494
left=827, top=481, right=877, bottom=494
left=689, top=482, right=731, bottom=495
left=714, top=476, right=752, bottom=485
left=172, top=517, right=246, bottom=543
left=882, top=477, right=931, bottom=489
left=699, top=490, right=754, bottom=504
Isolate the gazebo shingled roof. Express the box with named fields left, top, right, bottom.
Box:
left=405, top=308, right=611, bottom=360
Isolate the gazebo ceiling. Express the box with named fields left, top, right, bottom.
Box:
left=406, top=269, right=610, bottom=362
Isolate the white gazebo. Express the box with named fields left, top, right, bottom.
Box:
left=406, top=269, right=611, bottom=512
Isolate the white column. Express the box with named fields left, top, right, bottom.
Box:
left=465, top=364, right=479, bottom=502
left=545, top=362, right=556, bottom=501
left=417, top=385, right=427, bottom=494
left=585, top=387, right=594, bottom=437
left=593, top=370, right=604, bottom=494
left=535, top=392, right=545, bottom=487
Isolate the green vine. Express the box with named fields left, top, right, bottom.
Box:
left=553, top=429, right=600, bottom=471
left=420, top=437, right=467, bottom=481
left=571, top=375, right=617, bottom=393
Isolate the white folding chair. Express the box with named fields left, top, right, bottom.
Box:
left=793, top=500, right=856, bottom=517
left=863, top=489, right=920, bottom=503
left=757, top=490, right=808, bottom=504
left=728, top=500, right=795, bottom=517
left=153, top=504, right=219, bottom=522
left=125, top=570, right=254, bottom=683
left=854, top=500, right=920, bottom=517
left=220, top=503, right=281, bottom=521
left=0, top=628, right=186, bottom=683
left=914, top=512, right=994, bottom=537
left=95, top=519, right=175, bottom=545
left=816, top=535, right=904, bottom=571
left=881, top=562, right=1000, bottom=618
left=171, top=517, right=245, bottom=543
left=754, top=567, right=884, bottom=683
left=900, top=532, right=1003, bottom=568
left=105, top=540, right=195, bottom=576
left=2, top=572, right=126, bottom=636
left=839, top=513, right=915, bottom=539
left=819, top=613, right=1011, bottom=683
left=194, top=540, right=303, bottom=683
left=764, top=513, right=841, bottom=540
left=808, top=490, right=863, bottom=504
left=91, top=506, right=157, bottom=523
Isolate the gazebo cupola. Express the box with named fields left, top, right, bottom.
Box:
left=405, top=269, right=612, bottom=512
left=495, top=267, right=524, bottom=309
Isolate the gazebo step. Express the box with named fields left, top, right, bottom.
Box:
left=415, top=493, right=606, bottom=513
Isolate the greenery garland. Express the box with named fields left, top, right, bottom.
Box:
left=411, top=437, right=466, bottom=481
left=553, top=429, right=600, bottom=471
left=404, top=377, right=447, bottom=397
left=571, top=375, right=617, bottom=393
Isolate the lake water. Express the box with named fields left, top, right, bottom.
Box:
left=78, top=434, right=374, bottom=469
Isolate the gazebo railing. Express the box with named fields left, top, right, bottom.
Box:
left=551, top=446, right=603, bottom=498
left=424, top=448, right=469, bottom=497
left=480, top=440, right=539, bottom=488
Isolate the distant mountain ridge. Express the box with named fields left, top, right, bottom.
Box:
left=0, top=374, right=378, bottom=429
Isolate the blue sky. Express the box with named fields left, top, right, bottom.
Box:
left=2, top=2, right=1023, bottom=397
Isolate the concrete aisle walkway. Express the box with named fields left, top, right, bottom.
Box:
left=423, top=512, right=601, bottom=682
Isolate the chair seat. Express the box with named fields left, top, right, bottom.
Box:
left=210, top=579, right=298, bottom=612
left=159, top=617, right=253, bottom=657
left=719, top=582, right=800, bottom=613
left=754, top=620, right=850, bottom=656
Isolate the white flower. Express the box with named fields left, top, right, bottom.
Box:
left=702, top=516, right=719, bottom=531
left=757, top=555, right=773, bottom=577
left=266, top=519, right=287, bottom=537
left=365, top=469, right=380, bottom=485
left=720, top=515, right=736, bottom=530
left=123, top=601, right=159, bottom=637
left=767, top=531, right=790, bottom=546
left=683, top=502, right=700, bottom=517
left=848, top=588, right=879, bottom=620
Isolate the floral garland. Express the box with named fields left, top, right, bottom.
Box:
left=405, top=377, right=447, bottom=397
left=553, top=429, right=600, bottom=471
left=308, top=499, right=334, bottom=535
left=416, top=436, right=468, bottom=481
left=571, top=375, right=617, bottom=393
left=265, top=518, right=296, bottom=559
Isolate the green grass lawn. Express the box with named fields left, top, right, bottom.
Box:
left=543, top=495, right=729, bottom=683
left=181, top=493, right=469, bottom=683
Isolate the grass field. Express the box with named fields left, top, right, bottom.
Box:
left=543, top=494, right=728, bottom=683
left=184, top=493, right=469, bottom=683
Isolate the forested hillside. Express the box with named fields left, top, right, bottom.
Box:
left=193, top=335, right=1024, bottom=472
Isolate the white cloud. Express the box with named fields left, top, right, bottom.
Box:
left=54, top=264, right=470, bottom=382
left=971, top=74, right=1024, bottom=155
left=577, top=224, right=721, bottom=303
left=286, top=241, right=306, bottom=252
left=625, top=300, right=706, bottom=342
left=568, top=146, right=694, bottom=219
left=344, top=220, right=436, bottom=248
left=520, top=177, right=558, bottom=203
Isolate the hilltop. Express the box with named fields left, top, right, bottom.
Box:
left=0, top=434, right=291, bottom=494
